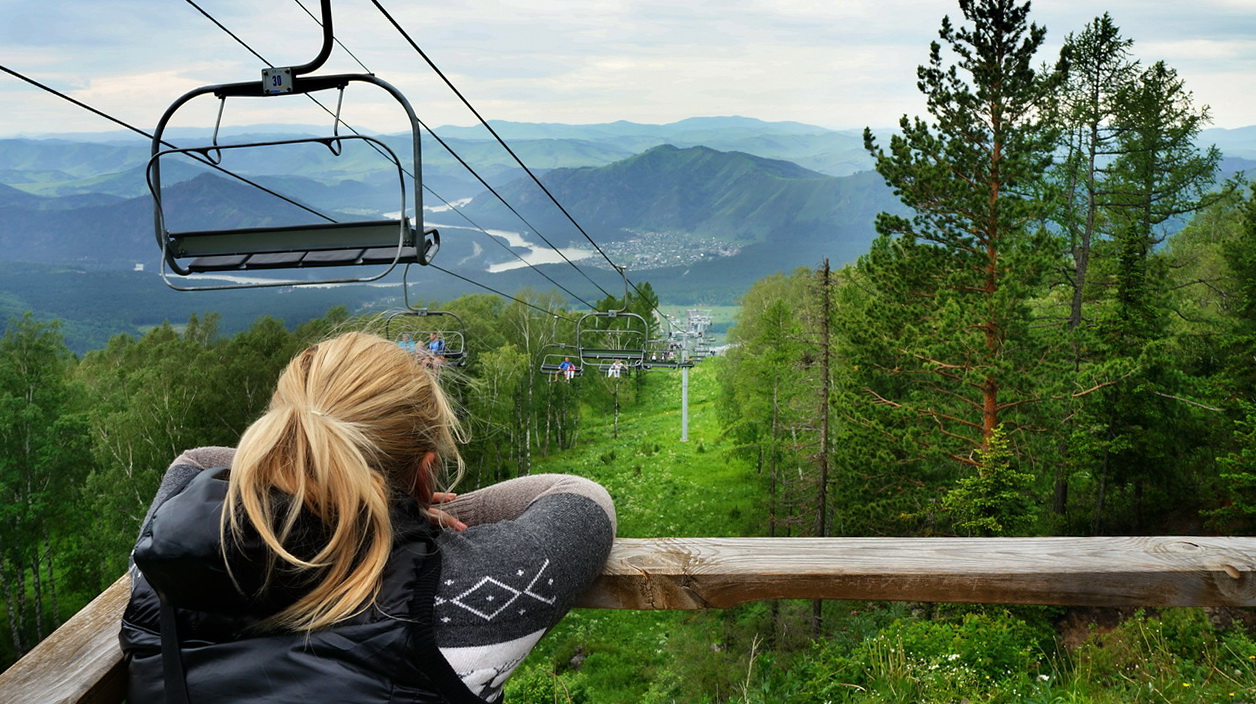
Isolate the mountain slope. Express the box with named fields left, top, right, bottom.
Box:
left=463, top=144, right=894, bottom=249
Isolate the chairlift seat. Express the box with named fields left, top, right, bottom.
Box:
left=168, top=219, right=435, bottom=273
left=150, top=70, right=436, bottom=290
left=540, top=363, right=584, bottom=379
left=641, top=360, right=694, bottom=370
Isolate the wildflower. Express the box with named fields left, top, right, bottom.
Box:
left=1183, top=683, right=1191, bottom=687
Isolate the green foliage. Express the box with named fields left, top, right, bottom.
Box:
left=0, top=314, right=95, bottom=658
left=503, top=665, right=589, bottom=703
left=1204, top=400, right=1256, bottom=531
left=782, top=609, right=1051, bottom=703
left=1070, top=610, right=1256, bottom=702
left=944, top=425, right=1038, bottom=536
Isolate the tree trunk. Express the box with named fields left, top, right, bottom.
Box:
left=813, top=259, right=832, bottom=639
left=30, top=552, right=44, bottom=640
left=1, top=560, right=26, bottom=653
left=45, top=539, right=60, bottom=629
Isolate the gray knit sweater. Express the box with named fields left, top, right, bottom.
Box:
left=147, top=447, right=616, bottom=703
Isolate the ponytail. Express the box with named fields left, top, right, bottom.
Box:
left=224, top=332, right=463, bottom=631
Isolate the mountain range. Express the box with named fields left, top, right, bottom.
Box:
left=1, top=116, right=1253, bottom=351
left=0, top=117, right=907, bottom=280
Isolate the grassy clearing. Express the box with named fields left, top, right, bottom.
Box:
left=510, top=357, right=766, bottom=703
left=504, top=357, right=1256, bottom=704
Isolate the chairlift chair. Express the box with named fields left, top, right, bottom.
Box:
left=385, top=308, right=467, bottom=368
left=148, top=0, right=438, bottom=291
left=640, top=337, right=693, bottom=370
left=575, top=310, right=648, bottom=369
left=538, top=344, right=584, bottom=382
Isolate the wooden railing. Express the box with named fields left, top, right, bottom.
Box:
left=3, top=536, right=1254, bottom=704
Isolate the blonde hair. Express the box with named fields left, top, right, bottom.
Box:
left=223, top=331, right=463, bottom=631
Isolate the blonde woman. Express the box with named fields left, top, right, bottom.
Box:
left=120, top=332, right=616, bottom=703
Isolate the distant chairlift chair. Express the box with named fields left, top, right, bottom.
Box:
left=575, top=310, right=648, bottom=375
left=385, top=308, right=468, bottom=368
left=538, top=343, right=585, bottom=382
left=147, top=0, right=438, bottom=291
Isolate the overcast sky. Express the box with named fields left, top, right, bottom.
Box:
left=1, top=0, right=1253, bottom=138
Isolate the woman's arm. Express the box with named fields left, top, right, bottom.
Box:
left=439, top=474, right=616, bottom=535
left=139, top=446, right=237, bottom=529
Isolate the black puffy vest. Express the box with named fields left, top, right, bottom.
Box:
left=119, top=468, right=483, bottom=703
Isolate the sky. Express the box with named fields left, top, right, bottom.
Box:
left=1, top=0, right=1254, bottom=138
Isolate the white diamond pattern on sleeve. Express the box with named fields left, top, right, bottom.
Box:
left=448, top=559, right=555, bottom=621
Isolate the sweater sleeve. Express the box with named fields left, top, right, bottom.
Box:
left=440, top=474, right=617, bottom=535
left=139, top=446, right=237, bottom=531
left=431, top=475, right=615, bottom=702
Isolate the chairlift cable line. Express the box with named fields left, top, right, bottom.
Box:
left=285, top=0, right=605, bottom=308
left=291, top=0, right=374, bottom=73
left=188, top=0, right=611, bottom=306
left=369, top=0, right=627, bottom=298
left=290, top=0, right=612, bottom=306
left=0, top=63, right=336, bottom=224
left=369, top=0, right=669, bottom=320
left=184, top=0, right=273, bottom=67
left=422, top=184, right=597, bottom=309
left=412, top=116, right=614, bottom=301
left=428, top=264, right=579, bottom=322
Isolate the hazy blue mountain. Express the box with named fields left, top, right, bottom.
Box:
left=3, top=116, right=1253, bottom=295
left=432, top=117, right=871, bottom=176
left=1202, top=126, right=1256, bottom=161
left=462, top=144, right=884, bottom=242
left=0, top=138, right=893, bottom=299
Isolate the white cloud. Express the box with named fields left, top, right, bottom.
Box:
left=0, top=0, right=1252, bottom=137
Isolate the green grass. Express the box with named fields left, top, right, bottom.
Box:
left=509, top=358, right=766, bottom=703
left=503, top=358, right=1256, bottom=704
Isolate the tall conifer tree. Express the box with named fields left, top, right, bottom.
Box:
left=856, top=0, right=1062, bottom=475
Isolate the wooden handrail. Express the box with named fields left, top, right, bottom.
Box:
left=0, top=574, right=130, bottom=704
left=577, top=536, right=1256, bottom=609
left=3, top=536, right=1254, bottom=704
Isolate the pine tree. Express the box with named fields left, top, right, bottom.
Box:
left=1086, top=60, right=1227, bottom=531
left=857, top=0, right=1063, bottom=472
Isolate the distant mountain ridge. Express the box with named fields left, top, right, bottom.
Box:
left=462, top=144, right=893, bottom=252
left=0, top=139, right=896, bottom=281
left=1, top=114, right=1251, bottom=283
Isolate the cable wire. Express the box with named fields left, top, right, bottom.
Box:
left=369, top=0, right=667, bottom=317
left=292, top=0, right=373, bottom=73
left=429, top=264, right=578, bottom=322
left=368, top=0, right=620, bottom=298
left=423, top=184, right=597, bottom=309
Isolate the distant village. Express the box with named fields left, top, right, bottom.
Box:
left=596, top=230, right=741, bottom=269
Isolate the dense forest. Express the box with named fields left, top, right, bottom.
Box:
left=3, top=0, right=1256, bottom=701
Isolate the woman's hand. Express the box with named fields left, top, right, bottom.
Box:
left=427, top=492, right=467, bottom=532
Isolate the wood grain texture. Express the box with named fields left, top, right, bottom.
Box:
left=575, top=537, right=1256, bottom=609
left=0, top=574, right=129, bottom=704
left=3, top=537, right=1254, bottom=703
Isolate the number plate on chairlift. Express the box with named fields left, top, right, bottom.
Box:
left=262, top=67, right=293, bottom=94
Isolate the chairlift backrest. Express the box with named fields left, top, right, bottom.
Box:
left=575, top=311, right=648, bottom=366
